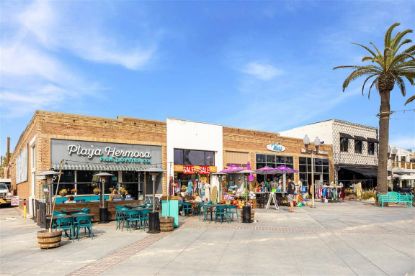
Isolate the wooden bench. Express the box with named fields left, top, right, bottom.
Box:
left=377, top=191, right=413, bottom=207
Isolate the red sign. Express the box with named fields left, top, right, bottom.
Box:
left=199, top=166, right=211, bottom=175
left=183, top=165, right=195, bottom=174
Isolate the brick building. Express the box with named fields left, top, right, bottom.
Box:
left=9, top=111, right=166, bottom=216
left=10, top=111, right=334, bottom=215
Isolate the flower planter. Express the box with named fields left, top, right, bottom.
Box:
left=159, top=216, right=174, bottom=232
left=37, top=230, right=62, bottom=249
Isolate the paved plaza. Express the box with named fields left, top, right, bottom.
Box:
left=0, top=201, right=414, bottom=276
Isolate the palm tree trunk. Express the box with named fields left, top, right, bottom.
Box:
left=377, top=90, right=391, bottom=194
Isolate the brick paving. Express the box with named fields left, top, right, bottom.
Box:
left=69, top=232, right=169, bottom=276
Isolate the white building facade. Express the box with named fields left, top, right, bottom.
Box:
left=281, top=119, right=378, bottom=187
left=388, top=146, right=415, bottom=190
left=166, top=118, right=223, bottom=195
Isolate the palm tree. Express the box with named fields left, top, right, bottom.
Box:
left=334, top=23, right=415, bottom=194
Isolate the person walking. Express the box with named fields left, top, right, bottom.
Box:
left=287, top=178, right=295, bottom=212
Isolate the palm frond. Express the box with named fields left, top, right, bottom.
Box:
left=367, top=78, right=378, bottom=99
left=352, top=43, right=377, bottom=57
left=385, top=23, right=400, bottom=48
left=388, top=53, right=415, bottom=70
left=395, top=39, right=412, bottom=54
left=405, top=95, right=415, bottom=105
left=362, top=56, right=374, bottom=62
left=402, top=45, right=415, bottom=55
left=361, top=74, right=377, bottom=95
left=395, top=76, right=407, bottom=97
left=392, top=29, right=412, bottom=48
left=342, top=68, right=378, bottom=91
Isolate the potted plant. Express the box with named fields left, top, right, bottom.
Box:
left=59, top=188, right=67, bottom=197
left=93, top=187, right=100, bottom=195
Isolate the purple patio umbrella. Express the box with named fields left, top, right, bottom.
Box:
left=247, top=162, right=254, bottom=182
left=275, top=165, right=298, bottom=192
left=220, top=165, right=244, bottom=174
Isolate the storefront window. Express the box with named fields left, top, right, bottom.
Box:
left=340, top=137, right=349, bottom=152
left=368, top=142, right=375, bottom=155
left=299, top=157, right=330, bottom=185
left=53, top=170, right=75, bottom=195
left=174, top=148, right=215, bottom=166
left=255, top=154, right=294, bottom=168
left=355, top=140, right=363, bottom=154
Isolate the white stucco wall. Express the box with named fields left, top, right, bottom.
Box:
left=166, top=118, right=223, bottom=180
left=280, top=120, right=334, bottom=144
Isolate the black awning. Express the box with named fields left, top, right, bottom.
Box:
left=339, top=166, right=377, bottom=178
left=354, top=135, right=367, bottom=141
left=340, top=132, right=354, bottom=139
left=367, top=137, right=378, bottom=143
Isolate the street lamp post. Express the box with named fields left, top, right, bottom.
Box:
left=303, top=135, right=321, bottom=208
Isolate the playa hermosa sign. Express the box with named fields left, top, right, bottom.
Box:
left=51, top=139, right=161, bottom=166
left=266, top=143, right=286, bottom=152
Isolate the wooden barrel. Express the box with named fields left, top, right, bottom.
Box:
left=159, top=216, right=174, bottom=232
left=37, top=230, right=62, bottom=249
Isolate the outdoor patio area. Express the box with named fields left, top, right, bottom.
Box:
left=1, top=200, right=414, bottom=276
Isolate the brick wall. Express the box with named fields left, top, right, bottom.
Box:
left=223, top=127, right=334, bottom=183
left=10, top=111, right=167, bottom=200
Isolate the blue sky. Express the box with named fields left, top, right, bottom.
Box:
left=1, top=0, right=414, bottom=154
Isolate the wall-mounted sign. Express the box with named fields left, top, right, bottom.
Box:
left=51, top=139, right=161, bottom=167
left=177, top=165, right=215, bottom=175
left=266, top=143, right=286, bottom=152
left=11, top=196, right=19, bottom=206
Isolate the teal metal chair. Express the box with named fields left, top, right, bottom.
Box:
left=55, top=217, right=74, bottom=238
left=125, top=210, right=141, bottom=231
left=74, top=215, right=93, bottom=240
left=138, top=209, right=151, bottom=230
left=215, top=205, right=231, bottom=223
left=182, top=202, right=193, bottom=216
left=115, top=206, right=129, bottom=230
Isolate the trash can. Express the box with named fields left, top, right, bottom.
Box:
left=99, top=207, right=108, bottom=223
left=148, top=212, right=160, bottom=234
left=242, top=206, right=251, bottom=223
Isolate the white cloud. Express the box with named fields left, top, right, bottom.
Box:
left=16, top=0, right=157, bottom=70
left=242, top=62, right=283, bottom=80
left=0, top=0, right=158, bottom=118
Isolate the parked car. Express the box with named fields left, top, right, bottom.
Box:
left=0, top=179, right=12, bottom=206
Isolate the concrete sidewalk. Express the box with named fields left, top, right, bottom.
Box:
left=1, top=201, right=414, bottom=276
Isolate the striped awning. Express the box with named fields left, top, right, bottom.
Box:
left=52, top=163, right=163, bottom=172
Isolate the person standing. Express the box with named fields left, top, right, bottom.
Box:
left=287, top=178, right=295, bottom=212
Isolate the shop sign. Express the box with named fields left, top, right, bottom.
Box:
left=51, top=139, right=162, bottom=166
left=266, top=143, right=286, bottom=152
left=182, top=165, right=211, bottom=175
left=183, top=165, right=196, bottom=174
left=11, top=196, right=19, bottom=206
left=199, top=166, right=211, bottom=175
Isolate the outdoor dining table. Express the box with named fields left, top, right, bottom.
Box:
left=59, top=208, right=83, bottom=215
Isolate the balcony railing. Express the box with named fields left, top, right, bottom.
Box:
left=392, top=161, right=415, bottom=170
